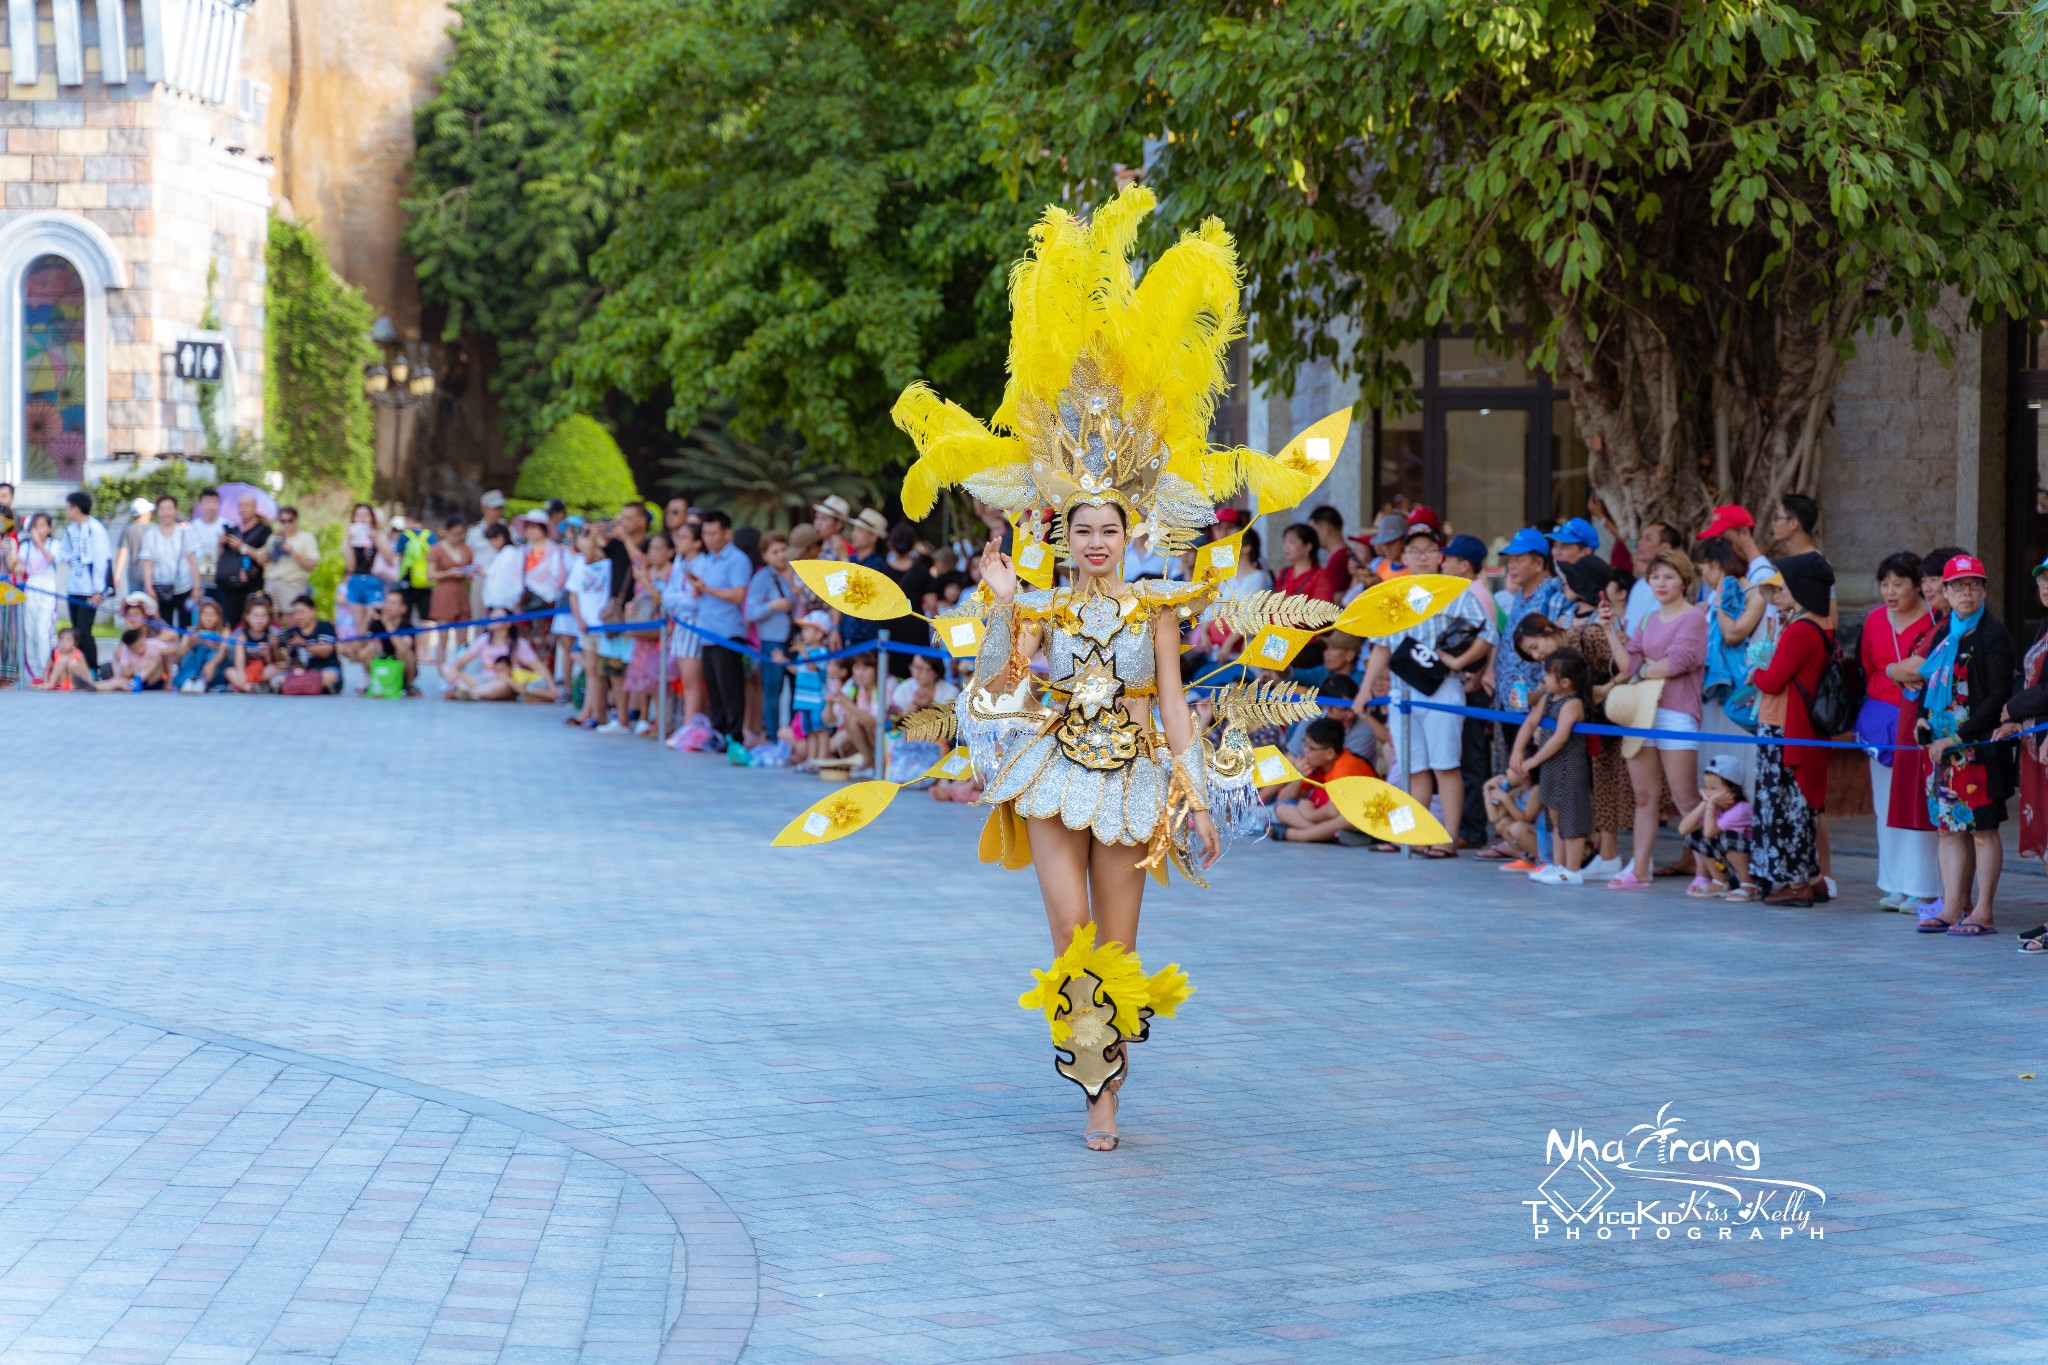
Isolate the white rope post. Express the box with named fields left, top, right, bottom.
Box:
left=1400, top=694, right=1413, bottom=861
left=875, top=630, right=891, bottom=778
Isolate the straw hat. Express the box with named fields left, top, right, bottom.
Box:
left=1600, top=678, right=1666, bottom=759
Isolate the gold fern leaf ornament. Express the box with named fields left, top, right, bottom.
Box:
left=1211, top=678, right=1325, bottom=729
left=1209, top=589, right=1342, bottom=634
left=1332, top=574, right=1471, bottom=639
left=897, top=705, right=959, bottom=746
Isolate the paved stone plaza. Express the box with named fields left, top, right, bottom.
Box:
left=3, top=692, right=2047, bottom=1363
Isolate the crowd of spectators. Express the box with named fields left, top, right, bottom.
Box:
left=9, top=474, right=2048, bottom=943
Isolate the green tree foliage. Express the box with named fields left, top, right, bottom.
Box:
left=511, top=413, right=640, bottom=515
left=265, top=216, right=378, bottom=497
left=967, top=0, right=2048, bottom=531
left=665, top=415, right=879, bottom=529
left=553, top=0, right=1032, bottom=475
left=403, top=0, right=615, bottom=457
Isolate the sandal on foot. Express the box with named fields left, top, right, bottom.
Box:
left=1724, top=884, right=1760, bottom=902
left=1473, top=845, right=1516, bottom=861
left=1915, top=915, right=1957, bottom=933
left=2019, top=936, right=2048, bottom=953
left=1685, top=876, right=1717, bottom=899
left=1422, top=846, right=1456, bottom=860
left=1946, top=921, right=1999, bottom=936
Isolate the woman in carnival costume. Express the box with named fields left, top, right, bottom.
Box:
left=781, top=186, right=1456, bottom=1150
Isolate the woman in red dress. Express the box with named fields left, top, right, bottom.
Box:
left=1749, top=556, right=1834, bottom=906
left=1859, top=551, right=1939, bottom=910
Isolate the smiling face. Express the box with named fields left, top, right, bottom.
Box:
left=1066, top=503, right=1128, bottom=582
left=1879, top=571, right=1918, bottom=613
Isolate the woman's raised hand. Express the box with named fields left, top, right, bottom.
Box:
left=982, top=535, right=1017, bottom=603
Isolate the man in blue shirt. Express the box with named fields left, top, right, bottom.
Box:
left=688, top=509, right=755, bottom=747
left=1494, top=527, right=1569, bottom=717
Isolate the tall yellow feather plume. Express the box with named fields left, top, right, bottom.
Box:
left=1114, top=217, right=1243, bottom=468
left=892, top=383, right=1022, bottom=518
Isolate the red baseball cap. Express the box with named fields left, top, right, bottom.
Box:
left=1942, top=554, right=1987, bottom=583
left=1406, top=505, right=1441, bottom=531
left=1697, top=504, right=1754, bottom=539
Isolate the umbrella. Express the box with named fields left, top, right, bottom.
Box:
left=215, top=482, right=278, bottom=528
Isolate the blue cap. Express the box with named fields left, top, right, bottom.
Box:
left=1443, top=533, right=1489, bottom=566
left=1546, top=516, right=1601, bottom=549
left=1502, top=527, right=1551, bottom=558
left=561, top=514, right=587, bottom=528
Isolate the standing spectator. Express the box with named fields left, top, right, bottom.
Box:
left=137, top=496, right=200, bottom=629
left=689, top=510, right=753, bottom=749
left=215, top=495, right=271, bottom=626
left=0, top=482, right=16, bottom=685
left=515, top=510, right=569, bottom=658
left=391, top=514, right=436, bottom=627
left=1748, top=559, right=1836, bottom=906
left=1860, top=551, right=1941, bottom=910
left=479, top=522, right=523, bottom=615
left=1912, top=555, right=2013, bottom=935
left=747, top=530, right=797, bottom=735
left=1887, top=546, right=1967, bottom=861
left=663, top=496, right=694, bottom=539
left=564, top=522, right=615, bottom=728
left=1692, top=538, right=1758, bottom=785
left=874, top=523, right=928, bottom=678
left=1273, top=522, right=1336, bottom=601
left=1305, top=507, right=1351, bottom=598
left=1442, top=531, right=1498, bottom=847
left=341, top=503, right=388, bottom=637
left=109, top=497, right=152, bottom=596
left=265, top=507, right=319, bottom=612
left=277, top=595, right=343, bottom=694
left=188, top=488, right=226, bottom=607
left=2000, top=561, right=2048, bottom=951
left=56, top=490, right=110, bottom=677
left=786, top=611, right=834, bottom=767
left=9, top=511, right=60, bottom=682
left=1545, top=516, right=1605, bottom=570
left=663, top=518, right=708, bottom=727
left=465, top=491, right=508, bottom=615
left=812, top=496, right=855, bottom=561
left=549, top=515, right=592, bottom=681
left=1514, top=648, right=1595, bottom=884
left=1603, top=548, right=1708, bottom=889
left=1361, top=524, right=1496, bottom=857
left=1492, top=528, right=1568, bottom=716
left=835, top=509, right=890, bottom=658
left=427, top=515, right=474, bottom=662
left=1622, top=523, right=1680, bottom=634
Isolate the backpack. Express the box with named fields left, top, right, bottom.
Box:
left=397, top=530, right=433, bottom=588
left=1795, top=619, right=1864, bottom=737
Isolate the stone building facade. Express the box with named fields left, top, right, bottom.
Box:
left=0, top=0, right=270, bottom=508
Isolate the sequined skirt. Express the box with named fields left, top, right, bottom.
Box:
left=978, top=732, right=1170, bottom=847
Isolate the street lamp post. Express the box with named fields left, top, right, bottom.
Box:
left=363, top=347, right=437, bottom=494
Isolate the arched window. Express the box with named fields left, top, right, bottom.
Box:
left=22, top=254, right=86, bottom=481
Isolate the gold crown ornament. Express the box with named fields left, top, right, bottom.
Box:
left=891, top=186, right=1348, bottom=559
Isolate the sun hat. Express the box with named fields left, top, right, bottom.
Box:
left=1502, top=527, right=1550, bottom=558
left=787, top=523, right=822, bottom=556
left=120, top=590, right=158, bottom=615
left=1774, top=552, right=1835, bottom=616
left=814, top=494, right=853, bottom=521
left=853, top=508, right=890, bottom=538
left=129, top=497, right=153, bottom=517
left=480, top=489, right=507, bottom=509
left=1600, top=678, right=1667, bottom=759
left=1558, top=556, right=1610, bottom=604
left=1443, top=533, right=1488, bottom=566
left=1697, top=504, right=1755, bottom=540
left=1546, top=516, right=1601, bottom=549
left=517, top=509, right=549, bottom=525
left=1943, top=553, right=1987, bottom=583
left=801, top=610, right=833, bottom=631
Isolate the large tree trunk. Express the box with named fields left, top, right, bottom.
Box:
left=1543, top=283, right=1863, bottom=543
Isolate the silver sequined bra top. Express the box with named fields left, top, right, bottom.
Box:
left=1018, top=589, right=1159, bottom=691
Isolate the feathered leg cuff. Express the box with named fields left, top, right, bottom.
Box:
left=1017, top=924, right=1193, bottom=1099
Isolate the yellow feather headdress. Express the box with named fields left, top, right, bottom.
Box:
left=892, top=187, right=1339, bottom=555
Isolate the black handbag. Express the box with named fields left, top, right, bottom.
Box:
left=1388, top=636, right=1450, bottom=693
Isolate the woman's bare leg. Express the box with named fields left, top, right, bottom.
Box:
left=1027, top=818, right=1094, bottom=952
left=1661, top=748, right=1700, bottom=862
left=1625, top=749, right=1663, bottom=878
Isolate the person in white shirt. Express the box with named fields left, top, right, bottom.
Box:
left=466, top=490, right=508, bottom=615
left=187, top=487, right=226, bottom=605
left=480, top=522, right=524, bottom=612
left=566, top=522, right=616, bottom=726
left=57, top=490, right=112, bottom=676
left=136, top=495, right=202, bottom=627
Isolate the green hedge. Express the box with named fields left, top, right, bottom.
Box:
left=511, top=414, right=638, bottom=517
left=266, top=217, right=377, bottom=497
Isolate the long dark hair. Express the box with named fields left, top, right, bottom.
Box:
left=1512, top=612, right=1563, bottom=661
left=1545, top=647, right=1592, bottom=700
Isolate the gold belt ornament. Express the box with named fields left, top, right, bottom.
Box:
left=1054, top=652, right=1143, bottom=770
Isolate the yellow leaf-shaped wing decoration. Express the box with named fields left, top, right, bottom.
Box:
left=1323, top=775, right=1450, bottom=845
left=917, top=746, right=976, bottom=783
left=792, top=560, right=913, bottom=622
left=1333, top=574, right=1470, bottom=639
left=0, top=582, right=23, bottom=605
left=772, top=781, right=900, bottom=847
left=1242, top=624, right=1316, bottom=671
left=1249, top=744, right=1303, bottom=788
left=1010, top=526, right=1057, bottom=590
left=1239, top=407, right=1352, bottom=515
left=1193, top=531, right=1245, bottom=583
left=934, top=614, right=985, bottom=657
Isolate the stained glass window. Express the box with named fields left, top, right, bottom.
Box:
left=23, top=254, right=86, bottom=481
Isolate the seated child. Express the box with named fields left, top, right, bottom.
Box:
left=35, top=626, right=94, bottom=691
left=1680, top=754, right=1758, bottom=900
left=1269, top=716, right=1374, bottom=844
